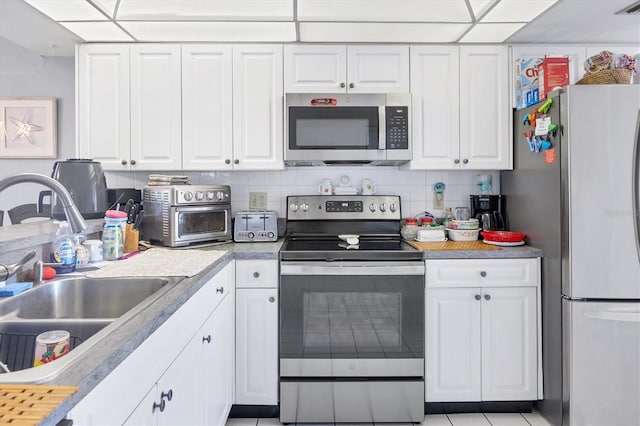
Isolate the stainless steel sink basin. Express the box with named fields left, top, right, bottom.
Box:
left=6, top=277, right=171, bottom=319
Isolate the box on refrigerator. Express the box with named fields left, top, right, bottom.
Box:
left=515, top=57, right=543, bottom=110
left=538, top=56, right=570, bottom=98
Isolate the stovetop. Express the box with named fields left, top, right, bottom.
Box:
left=280, top=237, right=422, bottom=261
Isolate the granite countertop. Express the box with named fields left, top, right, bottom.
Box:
left=421, top=245, right=543, bottom=259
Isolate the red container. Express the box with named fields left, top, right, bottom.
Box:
left=481, top=230, right=526, bottom=243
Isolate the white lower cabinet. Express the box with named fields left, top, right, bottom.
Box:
left=425, top=259, right=541, bottom=402
left=70, top=262, right=235, bottom=425
left=235, top=260, right=279, bottom=405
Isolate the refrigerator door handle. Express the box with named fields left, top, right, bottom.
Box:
left=634, top=109, right=640, bottom=263
left=583, top=309, right=640, bottom=323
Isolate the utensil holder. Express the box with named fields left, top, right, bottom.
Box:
left=124, top=223, right=139, bottom=254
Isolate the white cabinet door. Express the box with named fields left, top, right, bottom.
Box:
left=347, top=45, right=409, bottom=93
left=236, top=288, right=279, bottom=405
left=233, top=45, right=284, bottom=170
left=123, top=385, right=158, bottom=425
left=77, top=44, right=131, bottom=171
left=481, top=287, right=537, bottom=401
left=284, top=45, right=347, bottom=93
left=409, top=46, right=460, bottom=169
left=459, top=46, right=511, bottom=170
left=426, top=287, right=482, bottom=402
left=130, top=44, right=182, bottom=170
left=181, top=45, right=233, bottom=170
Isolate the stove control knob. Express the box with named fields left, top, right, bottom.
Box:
left=195, top=191, right=204, bottom=201
left=248, top=232, right=255, bottom=239
left=369, top=203, right=377, bottom=212
left=300, top=203, right=309, bottom=212
left=183, top=191, right=193, bottom=202
left=268, top=232, right=275, bottom=239
left=389, top=203, right=397, bottom=212
left=379, top=203, right=387, bottom=212
left=216, top=191, right=225, bottom=201
left=206, top=191, right=215, bottom=201
left=289, top=203, right=299, bottom=212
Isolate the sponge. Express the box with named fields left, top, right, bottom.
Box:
left=0, top=282, right=33, bottom=297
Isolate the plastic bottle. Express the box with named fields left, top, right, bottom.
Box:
left=50, top=221, right=77, bottom=274
left=442, top=208, right=454, bottom=229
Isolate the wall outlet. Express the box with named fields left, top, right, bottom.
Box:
left=249, top=192, right=268, bottom=210
left=433, top=192, right=444, bottom=210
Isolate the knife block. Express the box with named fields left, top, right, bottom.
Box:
left=124, top=223, right=139, bottom=254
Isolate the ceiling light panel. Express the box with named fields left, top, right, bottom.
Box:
left=459, top=22, right=526, bottom=42
left=300, top=22, right=472, bottom=43
left=120, top=21, right=296, bottom=41
left=92, top=0, right=119, bottom=18
left=297, top=0, right=472, bottom=22
left=467, top=0, right=499, bottom=19
left=481, top=0, right=559, bottom=22
left=24, top=0, right=108, bottom=21
left=116, top=0, right=294, bottom=21
left=59, top=22, right=134, bottom=41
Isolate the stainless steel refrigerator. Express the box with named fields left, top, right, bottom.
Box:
left=501, top=84, right=640, bottom=426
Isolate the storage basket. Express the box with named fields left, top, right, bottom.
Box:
left=576, top=69, right=632, bottom=85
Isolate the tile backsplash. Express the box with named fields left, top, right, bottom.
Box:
left=106, top=168, right=500, bottom=219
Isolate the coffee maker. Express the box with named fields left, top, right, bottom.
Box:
left=470, top=195, right=507, bottom=231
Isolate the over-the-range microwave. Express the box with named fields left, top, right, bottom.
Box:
left=285, top=93, right=411, bottom=166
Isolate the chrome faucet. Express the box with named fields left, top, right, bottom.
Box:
left=0, top=250, right=36, bottom=282
left=0, top=173, right=88, bottom=233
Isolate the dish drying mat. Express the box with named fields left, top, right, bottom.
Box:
left=408, top=240, right=501, bottom=251
left=0, top=384, right=77, bottom=425
left=85, top=248, right=227, bottom=278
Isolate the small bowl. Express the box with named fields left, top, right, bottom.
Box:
left=449, top=219, right=479, bottom=230
left=481, top=230, right=526, bottom=243
left=447, top=228, right=480, bottom=241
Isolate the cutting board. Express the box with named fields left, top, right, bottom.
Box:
left=408, top=240, right=501, bottom=251
left=0, top=384, right=77, bottom=425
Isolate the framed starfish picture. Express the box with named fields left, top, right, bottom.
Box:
left=0, top=97, right=57, bottom=158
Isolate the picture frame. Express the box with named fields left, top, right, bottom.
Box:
left=0, top=97, right=57, bottom=158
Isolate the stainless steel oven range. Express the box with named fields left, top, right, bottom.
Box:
left=279, top=195, right=424, bottom=424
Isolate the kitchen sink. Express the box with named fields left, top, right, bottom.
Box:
left=2, top=277, right=171, bottom=319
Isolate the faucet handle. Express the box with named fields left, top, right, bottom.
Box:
left=33, top=260, right=62, bottom=285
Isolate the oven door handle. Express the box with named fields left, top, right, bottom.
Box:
left=280, top=261, right=424, bottom=276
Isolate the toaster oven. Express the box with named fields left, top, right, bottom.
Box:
left=141, top=185, right=232, bottom=247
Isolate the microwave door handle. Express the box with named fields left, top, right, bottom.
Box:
left=378, top=105, right=386, bottom=150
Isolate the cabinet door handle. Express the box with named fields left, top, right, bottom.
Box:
left=269, top=296, right=276, bottom=303
left=161, top=389, right=173, bottom=401
left=216, top=286, right=224, bottom=294
left=340, top=82, right=346, bottom=88
left=474, top=294, right=481, bottom=301
left=349, top=83, right=355, bottom=89
left=130, top=159, right=137, bottom=165
left=225, top=159, right=231, bottom=164
left=480, top=271, right=487, bottom=277
left=152, top=399, right=165, bottom=413
left=484, top=294, right=491, bottom=301
left=454, top=158, right=460, bottom=164
left=234, top=159, right=239, bottom=164
left=121, top=160, right=128, bottom=165
left=253, top=271, right=260, bottom=278
left=203, top=334, right=211, bottom=343
left=462, top=158, right=469, bottom=164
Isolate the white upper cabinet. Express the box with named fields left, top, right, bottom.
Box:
left=77, top=44, right=131, bottom=170
left=181, top=45, right=233, bottom=170
left=409, top=45, right=510, bottom=170
left=130, top=45, right=183, bottom=170
left=284, top=44, right=409, bottom=93
left=233, top=44, right=284, bottom=170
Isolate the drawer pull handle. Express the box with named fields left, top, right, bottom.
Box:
left=153, top=399, right=165, bottom=413
left=216, top=286, right=224, bottom=294
left=269, top=296, right=276, bottom=303
left=161, top=389, right=173, bottom=401
left=253, top=272, right=260, bottom=278
left=484, top=294, right=491, bottom=301
left=480, top=271, right=487, bottom=277
left=474, top=294, right=481, bottom=301
left=203, top=335, right=211, bottom=343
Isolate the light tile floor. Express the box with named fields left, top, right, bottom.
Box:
left=226, top=410, right=553, bottom=426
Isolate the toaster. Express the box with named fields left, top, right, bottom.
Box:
left=234, top=211, right=278, bottom=242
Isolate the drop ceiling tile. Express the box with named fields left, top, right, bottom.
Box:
left=459, top=22, right=526, bottom=42
left=25, top=0, right=107, bottom=21
left=92, top=0, right=119, bottom=19
left=297, top=0, right=472, bottom=22
left=468, top=0, right=500, bottom=19
left=117, top=0, right=294, bottom=21
left=481, top=0, right=559, bottom=22
left=59, top=21, right=134, bottom=41
left=299, top=22, right=471, bottom=43
left=120, top=21, right=296, bottom=41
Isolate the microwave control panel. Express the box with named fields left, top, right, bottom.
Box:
left=385, top=106, right=409, bottom=150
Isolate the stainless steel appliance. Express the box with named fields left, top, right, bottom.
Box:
left=285, top=93, right=411, bottom=166
left=501, top=85, right=640, bottom=426
left=470, top=194, right=507, bottom=231
left=234, top=211, right=278, bottom=242
left=141, top=185, right=231, bottom=247
left=45, top=159, right=108, bottom=219
left=279, top=195, right=424, bottom=424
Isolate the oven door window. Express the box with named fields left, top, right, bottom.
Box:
left=289, top=106, right=379, bottom=150
left=177, top=210, right=226, bottom=236
left=280, top=274, right=424, bottom=359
